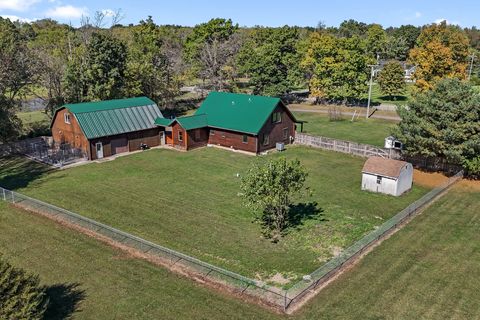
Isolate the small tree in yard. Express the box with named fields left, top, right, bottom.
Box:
left=0, top=256, right=48, bottom=319
left=240, top=158, right=309, bottom=241
left=378, top=60, right=406, bottom=99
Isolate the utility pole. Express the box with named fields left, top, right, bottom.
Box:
left=468, top=53, right=476, bottom=81
left=366, top=54, right=379, bottom=119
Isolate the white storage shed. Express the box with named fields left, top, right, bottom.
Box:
left=361, top=157, right=413, bottom=196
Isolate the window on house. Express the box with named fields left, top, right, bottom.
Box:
left=283, top=128, right=289, bottom=140
left=178, top=131, right=183, bottom=142
left=210, top=129, right=215, bottom=136
left=376, top=176, right=382, bottom=184
left=64, top=113, right=71, bottom=124
left=263, top=133, right=270, bottom=146
left=271, top=112, right=282, bottom=123
left=242, top=134, right=248, bottom=144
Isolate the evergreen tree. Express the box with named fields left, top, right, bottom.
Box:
left=0, top=256, right=48, bottom=320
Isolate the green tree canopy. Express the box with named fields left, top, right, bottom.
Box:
left=377, top=60, right=406, bottom=99
left=237, top=26, right=303, bottom=96
left=394, top=78, right=480, bottom=174
left=0, top=17, right=35, bottom=142
left=0, top=256, right=48, bottom=319
left=65, top=32, right=127, bottom=102
left=302, top=32, right=372, bottom=103
left=240, top=157, right=310, bottom=241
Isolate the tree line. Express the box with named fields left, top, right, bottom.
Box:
left=1, top=15, right=479, bottom=142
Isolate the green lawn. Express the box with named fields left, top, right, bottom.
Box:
left=294, top=111, right=397, bottom=147
left=371, top=83, right=413, bottom=106
left=0, top=184, right=477, bottom=319
left=17, top=110, right=49, bottom=126
left=0, top=147, right=429, bottom=285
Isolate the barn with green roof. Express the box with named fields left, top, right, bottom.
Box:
left=51, top=96, right=165, bottom=160
left=154, top=91, right=298, bottom=153
left=51, top=92, right=298, bottom=159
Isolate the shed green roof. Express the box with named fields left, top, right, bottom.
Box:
left=60, top=97, right=164, bottom=139
left=195, top=92, right=285, bottom=134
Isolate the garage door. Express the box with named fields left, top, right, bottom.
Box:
left=111, top=137, right=128, bottom=155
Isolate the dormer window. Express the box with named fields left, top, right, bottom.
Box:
left=64, top=113, right=71, bottom=124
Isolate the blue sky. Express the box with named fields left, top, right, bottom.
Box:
left=1, top=0, right=478, bottom=27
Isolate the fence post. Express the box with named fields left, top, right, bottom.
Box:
left=2, top=188, right=5, bottom=201
left=11, top=192, right=15, bottom=203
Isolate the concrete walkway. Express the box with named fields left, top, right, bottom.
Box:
left=291, top=108, right=401, bottom=121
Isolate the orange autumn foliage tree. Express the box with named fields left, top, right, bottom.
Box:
left=408, top=21, right=470, bottom=91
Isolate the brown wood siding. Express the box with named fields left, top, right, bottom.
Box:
left=186, top=128, right=209, bottom=150
left=171, top=122, right=187, bottom=150
left=111, top=137, right=128, bottom=155
left=127, top=128, right=160, bottom=152
left=51, top=108, right=89, bottom=156
left=207, top=128, right=258, bottom=153
left=257, top=103, right=296, bottom=153
left=89, top=128, right=160, bottom=160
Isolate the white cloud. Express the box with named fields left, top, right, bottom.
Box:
left=101, top=9, right=115, bottom=17
left=0, top=0, right=39, bottom=11
left=434, top=18, right=461, bottom=26
left=1, top=14, right=34, bottom=22
left=46, top=5, right=87, bottom=19
left=415, top=11, right=422, bottom=18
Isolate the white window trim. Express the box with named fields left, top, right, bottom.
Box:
left=64, top=113, right=71, bottom=124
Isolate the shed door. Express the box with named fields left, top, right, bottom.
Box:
left=111, top=137, right=128, bottom=155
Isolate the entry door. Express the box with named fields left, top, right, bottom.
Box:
left=95, top=142, right=104, bottom=159
left=160, top=131, right=166, bottom=145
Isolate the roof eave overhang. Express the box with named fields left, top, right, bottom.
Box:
left=362, top=171, right=399, bottom=180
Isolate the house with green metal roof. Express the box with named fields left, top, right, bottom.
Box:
left=51, top=97, right=165, bottom=160
left=154, top=92, right=299, bottom=153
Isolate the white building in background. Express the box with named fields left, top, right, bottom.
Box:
left=361, top=157, right=413, bottom=196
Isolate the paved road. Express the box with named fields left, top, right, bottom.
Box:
left=290, top=108, right=401, bottom=121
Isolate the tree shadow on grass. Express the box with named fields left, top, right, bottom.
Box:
left=43, top=283, right=86, bottom=320
left=287, top=201, right=326, bottom=231
left=0, top=155, right=53, bottom=190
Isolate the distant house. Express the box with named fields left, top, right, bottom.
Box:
left=155, top=92, right=299, bottom=153
left=374, top=60, right=416, bottom=82
left=361, top=157, right=413, bottom=196
left=51, top=97, right=164, bottom=160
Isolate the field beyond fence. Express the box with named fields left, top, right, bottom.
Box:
left=295, top=133, right=401, bottom=159
left=0, top=168, right=463, bottom=312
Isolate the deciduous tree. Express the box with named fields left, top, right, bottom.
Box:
left=409, top=22, right=470, bottom=91
left=240, top=158, right=309, bottom=241
left=377, top=60, right=406, bottom=99
left=302, top=32, right=372, bottom=103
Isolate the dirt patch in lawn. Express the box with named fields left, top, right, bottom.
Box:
left=413, top=170, right=449, bottom=188
left=456, top=179, right=480, bottom=192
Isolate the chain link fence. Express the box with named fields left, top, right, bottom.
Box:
left=0, top=169, right=463, bottom=311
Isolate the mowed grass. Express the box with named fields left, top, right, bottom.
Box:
left=0, top=147, right=429, bottom=282
left=17, top=110, right=49, bottom=125
left=0, top=184, right=478, bottom=319
left=294, top=111, right=397, bottom=147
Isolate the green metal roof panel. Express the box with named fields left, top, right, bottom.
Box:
left=154, top=117, right=174, bottom=126
left=74, top=104, right=164, bottom=139
left=65, top=97, right=156, bottom=114
left=195, top=92, right=281, bottom=134
left=175, top=114, right=208, bottom=130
